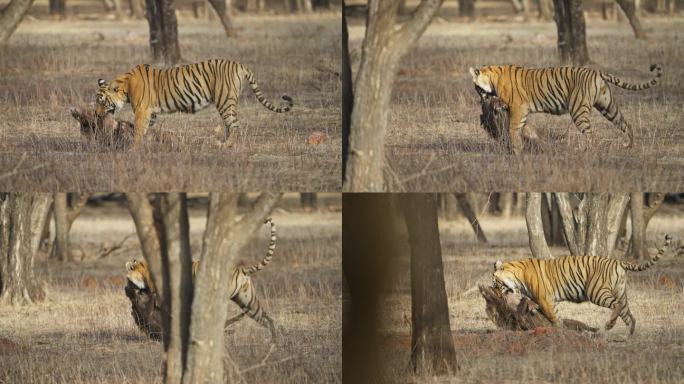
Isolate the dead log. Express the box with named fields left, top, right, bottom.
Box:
left=69, top=106, right=135, bottom=149
left=478, top=285, right=598, bottom=333
left=124, top=281, right=163, bottom=340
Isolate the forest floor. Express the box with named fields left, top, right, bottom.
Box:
left=376, top=204, right=684, bottom=383
left=346, top=16, right=684, bottom=191
left=0, top=194, right=342, bottom=383
left=0, top=13, right=340, bottom=191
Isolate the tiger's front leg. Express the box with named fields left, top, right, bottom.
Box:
left=507, top=107, right=528, bottom=155
left=537, top=296, right=560, bottom=326
left=133, top=111, right=152, bottom=150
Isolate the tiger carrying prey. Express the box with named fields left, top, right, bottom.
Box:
left=96, top=59, right=293, bottom=149
left=125, top=218, right=277, bottom=341
left=469, top=64, right=662, bottom=154
left=492, top=234, right=672, bottom=336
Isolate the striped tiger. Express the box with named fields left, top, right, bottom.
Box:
left=492, top=234, right=672, bottom=336
left=469, top=64, right=662, bottom=153
left=125, top=217, right=277, bottom=340
left=96, top=59, right=293, bottom=149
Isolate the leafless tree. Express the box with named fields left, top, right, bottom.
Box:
left=207, top=0, right=236, bottom=37
left=525, top=193, right=553, bottom=259
left=625, top=193, right=664, bottom=259
left=0, top=0, right=35, bottom=46
left=49, top=0, right=66, bottom=19
left=50, top=193, right=89, bottom=262
left=126, top=192, right=281, bottom=382
left=145, top=0, right=181, bottom=65
left=454, top=193, right=487, bottom=243
left=459, top=0, right=474, bottom=18
left=552, top=0, right=589, bottom=65
left=0, top=193, right=52, bottom=305
left=400, top=194, right=457, bottom=375
left=616, top=0, right=647, bottom=38
left=343, top=0, right=444, bottom=191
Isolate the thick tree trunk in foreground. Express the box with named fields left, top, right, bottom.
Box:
left=401, top=194, right=457, bottom=375
left=615, top=0, right=646, bottom=39
left=552, top=0, right=589, bottom=65
left=343, top=194, right=405, bottom=382
left=183, top=193, right=281, bottom=383
left=145, top=0, right=181, bottom=65
left=343, top=0, right=444, bottom=191
left=0, top=0, right=35, bottom=46
left=0, top=194, right=52, bottom=306
left=207, top=0, right=235, bottom=37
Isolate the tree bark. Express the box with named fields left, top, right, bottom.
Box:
left=629, top=192, right=645, bottom=260
left=552, top=0, right=589, bottom=65
left=52, top=193, right=72, bottom=262
left=458, top=0, right=474, bottom=17
left=400, top=194, right=457, bottom=375
left=525, top=193, right=552, bottom=259
left=0, top=194, right=51, bottom=306
left=341, top=3, right=353, bottom=180
left=145, top=0, right=181, bottom=65
left=0, top=0, right=36, bottom=46
left=554, top=193, right=579, bottom=255
left=183, top=193, right=281, bottom=383
left=343, top=0, right=444, bottom=191
left=300, top=193, right=317, bottom=212
left=615, top=0, right=647, bottom=38
left=207, top=0, right=236, bottom=38
left=454, top=193, right=487, bottom=243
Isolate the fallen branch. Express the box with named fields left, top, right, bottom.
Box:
left=479, top=285, right=598, bottom=332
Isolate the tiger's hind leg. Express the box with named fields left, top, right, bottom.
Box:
left=594, top=85, right=633, bottom=148
left=229, top=278, right=277, bottom=341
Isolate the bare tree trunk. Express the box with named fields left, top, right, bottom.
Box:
left=343, top=194, right=404, bottom=382
left=0, top=194, right=51, bottom=306
left=159, top=194, right=193, bottom=384
left=537, top=0, right=554, bottom=20
left=525, top=193, right=552, bottom=259
left=0, top=0, right=36, bottom=46
left=207, top=0, right=236, bottom=37
left=52, top=193, right=72, bottom=261
left=615, top=0, right=647, bottom=38
left=400, top=194, right=457, bottom=375
left=183, top=193, right=281, bottom=383
left=342, top=3, right=353, bottom=180
left=458, top=0, right=474, bottom=17
left=454, top=193, right=487, bottom=243
left=629, top=192, right=645, bottom=260
left=499, top=193, right=513, bottom=218
left=554, top=193, right=579, bottom=255
left=552, top=0, right=589, bottom=65
left=145, top=0, right=181, bottom=65
left=343, top=0, right=444, bottom=191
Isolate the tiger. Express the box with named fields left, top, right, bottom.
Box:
left=95, top=59, right=293, bottom=149
left=492, top=234, right=672, bottom=336
left=469, top=64, right=662, bottom=154
left=125, top=217, right=277, bottom=340
left=69, top=105, right=134, bottom=149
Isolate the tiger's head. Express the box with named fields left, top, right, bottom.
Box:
left=492, top=260, right=524, bottom=295
left=95, top=78, right=128, bottom=118
left=125, top=259, right=154, bottom=293
left=469, top=66, right=497, bottom=96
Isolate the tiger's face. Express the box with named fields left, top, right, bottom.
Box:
left=492, top=260, right=523, bottom=295
left=469, top=66, right=496, bottom=95
left=126, top=259, right=152, bottom=291
left=95, top=79, right=127, bottom=117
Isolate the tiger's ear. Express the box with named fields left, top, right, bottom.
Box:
left=469, top=67, right=480, bottom=78
left=494, top=260, right=504, bottom=270
left=97, top=79, right=106, bottom=87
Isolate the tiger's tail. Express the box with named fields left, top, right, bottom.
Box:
left=242, top=218, right=276, bottom=276
left=243, top=66, right=293, bottom=113
left=600, top=64, right=662, bottom=91
left=621, top=234, right=672, bottom=272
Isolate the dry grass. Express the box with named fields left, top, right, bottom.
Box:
left=375, top=205, right=684, bottom=383
left=347, top=15, right=684, bottom=191
left=0, top=195, right=342, bottom=383
left=0, top=12, right=340, bottom=191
